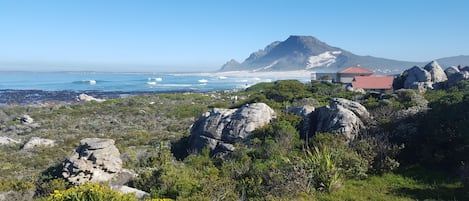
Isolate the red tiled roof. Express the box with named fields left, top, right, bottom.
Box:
left=352, top=76, right=394, bottom=89
left=339, top=66, right=374, bottom=74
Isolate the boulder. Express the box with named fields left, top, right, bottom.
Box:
left=77, top=93, right=105, bottom=102
left=0, top=136, right=20, bottom=145
left=445, top=66, right=460, bottom=78
left=287, top=105, right=315, bottom=118
left=346, top=86, right=366, bottom=94
left=21, top=137, right=55, bottom=150
left=62, top=138, right=122, bottom=185
left=403, top=66, right=433, bottom=92
left=311, top=98, right=370, bottom=140
left=19, top=115, right=34, bottom=125
left=403, top=66, right=431, bottom=86
left=424, top=61, right=447, bottom=83
left=190, top=103, right=276, bottom=154
left=459, top=66, right=469, bottom=72
left=111, top=185, right=149, bottom=199
left=447, top=71, right=469, bottom=86
left=407, top=81, right=434, bottom=92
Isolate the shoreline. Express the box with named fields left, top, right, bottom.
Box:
left=0, top=89, right=197, bottom=105
left=176, top=70, right=314, bottom=79
left=0, top=70, right=314, bottom=105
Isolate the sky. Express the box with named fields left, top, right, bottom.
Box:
left=0, top=0, right=468, bottom=72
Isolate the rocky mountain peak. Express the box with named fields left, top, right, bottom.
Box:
left=219, top=36, right=469, bottom=73
left=285, top=35, right=329, bottom=48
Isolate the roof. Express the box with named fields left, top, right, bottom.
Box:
left=339, top=66, right=374, bottom=74
left=352, top=76, right=394, bottom=90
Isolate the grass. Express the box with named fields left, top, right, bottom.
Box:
left=316, top=166, right=468, bottom=201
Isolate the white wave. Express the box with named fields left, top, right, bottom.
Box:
left=147, top=81, right=157, bottom=85
left=148, top=77, right=163, bottom=82
left=84, top=80, right=96, bottom=85
left=198, top=79, right=208, bottom=83
left=159, top=84, right=192, bottom=87
left=218, top=76, right=228, bottom=80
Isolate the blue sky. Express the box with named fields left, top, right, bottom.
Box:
left=0, top=0, right=468, bottom=72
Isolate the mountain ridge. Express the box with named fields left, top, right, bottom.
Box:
left=220, top=35, right=469, bottom=74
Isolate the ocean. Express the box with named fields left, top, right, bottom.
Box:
left=0, top=71, right=255, bottom=92
left=0, top=71, right=311, bottom=104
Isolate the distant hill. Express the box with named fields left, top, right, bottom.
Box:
left=435, top=55, right=469, bottom=68
left=220, top=35, right=469, bottom=74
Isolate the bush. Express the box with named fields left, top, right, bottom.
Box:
left=310, top=133, right=369, bottom=179
left=41, top=182, right=138, bottom=201
left=414, top=92, right=469, bottom=169
left=305, top=146, right=342, bottom=192
left=265, top=80, right=308, bottom=103
left=171, top=104, right=207, bottom=118
left=0, top=179, right=35, bottom=193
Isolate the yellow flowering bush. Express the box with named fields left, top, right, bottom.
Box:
left=45, top=182, right=138, bottom=201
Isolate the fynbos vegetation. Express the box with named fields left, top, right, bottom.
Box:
left=1, top=79, right=469, bottom=200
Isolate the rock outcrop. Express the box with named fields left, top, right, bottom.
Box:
left=424, top=61, right=448, bottom=83
left=287, top=105, right=315, bottom=137
left=287, top=105, right=315, bottom=118
left=446, top=69, right=469, bottom=86
left=394, top=89, right=429, bottom=119
left=402, top=66, right=433, bottom=91
left=62, top=138, right=122, bottom=185
left=21, top=137, right=55, bottom=150
left=0, top=136, right=20, bottom=145
left=395, top=61, right=469, bottom=91
left=190, top=103, right=276, bottom=154
left=310, top=98, right=370, bottom=140
left=77, top=94, right=105, bottom=102
left=444, top=66, right=460, bottom=78
left=111, top=185, right=149, bottom=199
left=19, top=115, right=34, bottom=125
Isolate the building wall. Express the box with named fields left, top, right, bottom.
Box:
left=339, top=75, right=355, bottom=83
left=314, top=72, right=339, bottom=82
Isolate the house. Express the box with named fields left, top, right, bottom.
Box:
left=338, top=65, right=374, bottom=83
left=311, top=65, right=395, bottom=91
left=352, top=76, right=394, bottom=91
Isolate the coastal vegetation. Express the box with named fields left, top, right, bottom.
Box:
left=0, top=79, right=469, bottom=200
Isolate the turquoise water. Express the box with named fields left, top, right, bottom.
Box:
left=0, top=71, right=288, bottom=92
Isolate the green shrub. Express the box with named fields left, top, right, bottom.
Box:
left=208, top=101, right=229, bottom=109
left=0, top=179, right=35, bottom=192
left=310, top=133, right=369, bottom=179
left=265, top=80, right=308, bottom=103
left=306, top=146, right=342, bottom=192
left=171, top=103, right=207, bottom=118
left=362, top=97, right=380, bottom=109
left=40, top=182, right=138, bottom=201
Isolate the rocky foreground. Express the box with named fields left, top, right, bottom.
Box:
left=1, top=72, right=468, bottom=200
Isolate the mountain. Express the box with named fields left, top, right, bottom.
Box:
left=220, top=35, right=469, bottom=74
left=435, top=55, right=469, bottom=67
